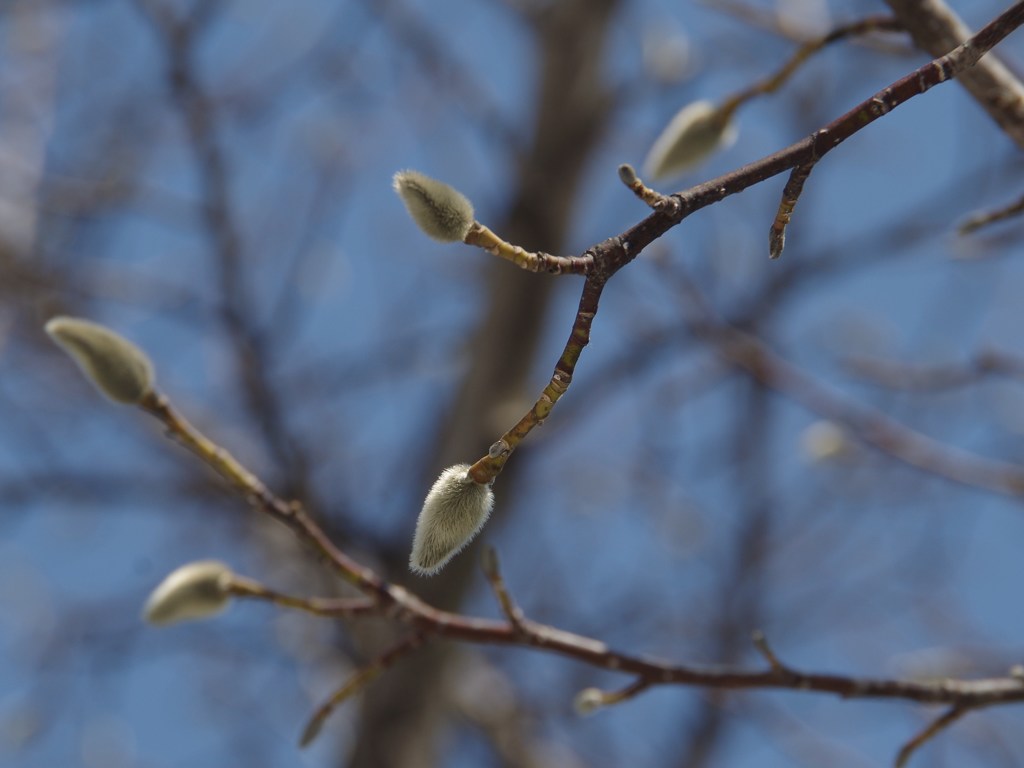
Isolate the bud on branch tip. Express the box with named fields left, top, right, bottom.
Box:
left=143, top=560, right=234, bottom=626
left=573, top=687, right=606, bottom=716
left=393, top=170, right=475, bottom=243
left=409, top=464, right=494, bottom=576
left=643, top=100, right=737, bottom=181
left=45, top=316, right=155, bottom=404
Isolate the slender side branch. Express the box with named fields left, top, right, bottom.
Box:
left=721, top=15, right=903, bottom=113
left=752, top=630, right=789, bottom=674
left=468, top=276, right=606, bottom=484
left=299, top=633, right=427, bottom=747
left=227, top=576, right=377, bottom=618
left=959, top=190, right=1024, bottom=234
left=672, top=287, right=1024, bottom=497
left=481, top=547, right=526, bottom=633
left=894, top=705, right=969, bottom=767
left=844, top=349, right=1024, bottom=392
left=618, top=163, right=680, bottom=213
left=768, top=163, right=813, bottom=259
left=463, top=222, right=592, bottom=275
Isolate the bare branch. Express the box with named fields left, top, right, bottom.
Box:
left=299, top=633, right=426, bottom=747
left=481, top=547, right=526, bottom=634
left=886, top=0, right=1024, bottom=149
left=894, top=705, right=968, bottom=767
left=959, top=190, right=1024, bottom=234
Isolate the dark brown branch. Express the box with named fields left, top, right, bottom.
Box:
left=610, top=1, right=1024, bottom=274
left=138, top=389, right=1024, bottom=716
left=886, top=0, right=1024, bottom=149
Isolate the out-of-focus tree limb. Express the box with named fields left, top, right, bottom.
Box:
left=885, top=0, right=1024, bottom=148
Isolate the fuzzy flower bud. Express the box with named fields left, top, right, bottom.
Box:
left=643, top=100, right=737, bottom=180
left=409, top=464, right=494, bottom=576
left=572, top=687, right=606, bottom=716
left=143, top=560, right=234, bottom=626
left=393, top=170, right=475, bottom=242
left=800, top=420, right=848, bottom=463
left=45, top=316, right=155, bottom=404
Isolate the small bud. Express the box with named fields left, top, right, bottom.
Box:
left=143, top=560, right=233, bottom=626
left=45, top=316, right=154, bottom=404
left=393, top=170, right=475, bottom=243
left=617, top=163, right=638, bottom=186
left=572, top=687, right=606, bottom=716
left=643, top=100, right=737, bottom=181
left=409, top=464, right=494, bottom=576
left=800, top=420, right=848, bottom=463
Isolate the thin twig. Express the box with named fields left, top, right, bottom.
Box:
left=752, top=630, right=787, bottom=674
left=844, top=349, right=1024, bottom=392
left=959, top=190, right=1024, bottom=234
left=463, top=222, right=592, bottom=275
left=299, top=632, right=426, bottom=747
left=618, top=163, right=679, bottom=212
left=227, top=576, right=378, bottom=618
left=893, top=705, right=968, bottom=767
left=481, top=547, right=526, bottom=633
left=721, top=15, right=904, bottom=113
left=468, top=275, right=606, bottom=484
left=768, top=163, right=813, bottom=259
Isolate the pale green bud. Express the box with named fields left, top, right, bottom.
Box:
left=143, top=560, right=233, bottom=626
left=572, top=687, right=606, bottom=716
left=45, top=316, right=154, bottom=404
left=800, top=420, right=848, bottom=463
left=409, top=464, right=494, bottom=576
left=393, top=170, right=475, bottom=242
left=643, top=100, right=737, bottom=180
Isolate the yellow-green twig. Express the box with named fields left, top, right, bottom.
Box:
left=227, top=576, right=377, bottom=618
left=463, top=222, right=591, bottom=275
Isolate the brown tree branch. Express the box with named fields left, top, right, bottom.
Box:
left=885, top=0, right=1024, bottom=149
left=669, top=271, right=1024, bottom=497
left=134, top=388, right=1024, bottom=740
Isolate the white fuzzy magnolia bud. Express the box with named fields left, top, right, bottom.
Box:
left=409, top=464, right=494, bottom=576
left=643, top=100, right=737, bottom=180
left=143, top=560, right=233, bottom=626
left=45, top=316, right=155, bottom=404
left=800, top=420, right=848, bottom=463
left=572, top=687, right=606, bottom=716
left=393, top=170, right=475, bottom=243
